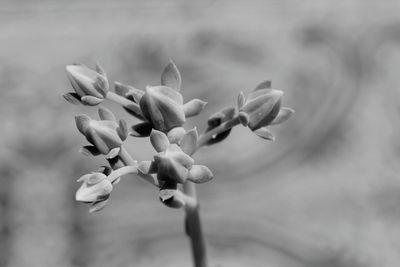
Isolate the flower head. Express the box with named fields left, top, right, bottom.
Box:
left=64, top=64, right=109, bottom=106
left=129, top=61, right=206, bottom=134
left=140, top=85, right=186, bottom=132
left=75, top=108, right=127, bottom=158
left=138, top=129, right=213, bottom=184
left=237, top=81, right=294, bottom=140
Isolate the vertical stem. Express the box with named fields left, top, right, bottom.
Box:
left=183, top=182, right=208, bottom=267
left=182, top=116, right=240, bottom=267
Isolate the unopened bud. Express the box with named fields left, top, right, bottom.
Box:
left=139, top=86, right=186, bottom=132
left=239, top=89, right=283, bottom=131
left=65, top=64, right=109, bottom=106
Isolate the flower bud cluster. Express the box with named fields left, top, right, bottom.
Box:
left=139, top=129, right=213, bottom=185
left=64, top=61, right=293, bottom=212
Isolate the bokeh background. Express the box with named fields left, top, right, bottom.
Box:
left=1, top=0, right=400, bottom=266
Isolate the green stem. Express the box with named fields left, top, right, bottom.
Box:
left=182, top=115, right=240, bottom=267
left=183, top=182, right=208, bottom=267
left=106, top=91, right=143, bottom=116
left=107, top=165, right=138, bottom=183
left=196, top=116, right=241, bottom=149
left=118, top=146, right=159, bottom=187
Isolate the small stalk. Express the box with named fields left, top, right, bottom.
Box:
left=106, top=91, right=142, bottom=115
left=118, top=146, right=159, bottom=187
left=196, top=116, right=241, bottom=149
left=107, top=165, right=138, bottom=183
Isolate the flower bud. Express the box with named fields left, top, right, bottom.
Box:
left=65, top=64, right=109, bottom=106
left=148, top=130, right=213, bottom=184
left=239, top=89, right=283, bottom=131
left=139, top=86, right=186, bottom=132
left=76, top=172, right=112, bottom=203
left=75, top=114, right=123, bottom=156
left=154, top=144, right=194, bottom=183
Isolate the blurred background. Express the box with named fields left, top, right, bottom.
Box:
left=1, top=0, right=400, bottom=266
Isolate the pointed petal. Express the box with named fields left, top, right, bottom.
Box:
left=167, top=127, right=186, bottom=144
left=89, top=199, right=109, bottom=213
left=161, top=60, right=182, bottom=91
left=253, top=127, right=275, bottom=141
left=130, top=122, right=153, bottom=137
left=180, top=127, right=198, bottom=155
left=117, top=119, right=128, bottom=141
left=188, top=165, right=214, bottom=184
left=94, top=75, right=109, bottom=96
left=138, top=161, right=158, bottom=174
left=95, top=63, right=106, bottom=76
left=81, top=96, right=103, bottom=106
left=105, top=147, right=120, bottom=159
left=183, top=99, right=207, bottom=118
left=254, top=80, right=272, bottom=91
left=77, top=173, right=92, bottom=182
left=270, top=107, right=295, bottom=125
left=150, top=129, right=170, bottom=152
left=98, top=106, right=116, bottom=121
left=79, top=145, right=101, bottom=156
left=75, top=114, right=91, bottom=135
left=62, top=92, right=82, bottom=105
left=114, top=81, right=130, bottom=96
left=237, top=91, right=245, bottom=109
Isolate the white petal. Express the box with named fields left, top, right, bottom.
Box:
left=161, top=60, right=182, bottom=91
left=270, top=107, right=294, bottom=125
left=150, top=129, right=170, bottom=152
left=188, top=165, right=213, bottom=184
left=180, top=128, right=198, bottom=155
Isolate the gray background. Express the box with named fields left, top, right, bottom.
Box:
left=1, top=0, right=400, bottom=266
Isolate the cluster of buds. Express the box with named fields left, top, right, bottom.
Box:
left=65, top=61, right=293, bottom=212
left=127, top=62, right=207, bottom=143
